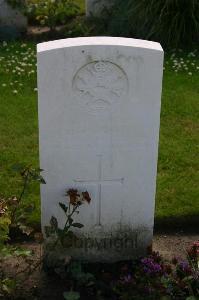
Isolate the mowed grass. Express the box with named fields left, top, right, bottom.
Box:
left=0, top=42, right=198, bottom=228
left=157, top=68, right=199, bottom=222
left=0, top=42, right=39, bottom=226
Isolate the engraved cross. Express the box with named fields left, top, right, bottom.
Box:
left=74, top=155, right=124, bottom=226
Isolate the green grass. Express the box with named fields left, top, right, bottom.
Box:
left=0, top=42, right=39, bottom=226
left=0, top=42, right=198, bottom=228
left=157, top=70, right=199, bottom=223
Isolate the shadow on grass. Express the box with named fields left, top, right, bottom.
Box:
left=154, top=215, right=199, bottom=234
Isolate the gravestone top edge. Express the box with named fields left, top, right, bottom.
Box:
left=37, top=36, right=163, bottom=54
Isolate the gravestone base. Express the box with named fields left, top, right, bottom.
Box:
left=44, top=225, right=152, bottom=263
left=64, top=227, right=151, bottom=262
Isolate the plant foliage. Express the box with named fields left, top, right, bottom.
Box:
left=45, top=189, right=91, bottom=247
left=106, top=0, right=199, bottom=48
left=26, top=0, right=80, bottom=30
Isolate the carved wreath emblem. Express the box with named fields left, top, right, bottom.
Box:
left=73, top=61, right=128, bottom=112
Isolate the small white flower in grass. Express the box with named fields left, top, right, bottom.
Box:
left=2, top=83, right=7, bottom=87
left=13, top=90, right=18, bottom=94
left=10, top=82, right=13, bottom=86
left=21, top=43, right=27, bottom=48
left=34, top=88, right=38, bottom=92
left=197, top=67, right=199, bottom=70
left=188, top=72, right=192, bottom=76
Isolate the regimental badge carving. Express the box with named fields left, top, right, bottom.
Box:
left=73, top=61, right=128, bottom=112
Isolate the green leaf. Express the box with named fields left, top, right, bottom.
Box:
left=72, top=223, right=84, bottom=228
left=35, top=168, right=44, bottom=172
left=2, top=278, right=16, bottom=294
left=39, top=176, right=46, bottom=184
left=59, top=202, right=68, bottom=213
left=14, top=248, right=32, bottom=257
left=31, top=173, right=46, bottom=184
left=63, top=291, right=80, bottom=300
left=68, top=216, right=73, bottom=225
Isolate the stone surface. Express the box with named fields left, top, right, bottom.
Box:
left=37, top=37, right=164, bottom=262
left=0, top=0, right=27, bottom=32
left=86, top=0, right=114, bottom=16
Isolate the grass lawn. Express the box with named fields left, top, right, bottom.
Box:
left=0, top=42, right=198, bottom=229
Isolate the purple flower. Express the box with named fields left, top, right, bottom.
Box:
left=178, top=261, right=191, bottom=274
left=141, top=257, right=162, bottom=274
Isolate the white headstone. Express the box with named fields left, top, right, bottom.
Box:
left=37, top=37, right=164, bottom=262
left=0, top=0, right=27, bottom=31
left=86, top=0, right=114, bottom=16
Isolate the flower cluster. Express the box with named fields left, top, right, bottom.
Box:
left=141, top=257, right=162, bottom=275
left=164, top=49, right=199, bottom=75
left=187, top=240, right=199, bottom=262
left=66, top=189, right=91, bottom=206
left=176, top=260, right=192, bottom=279
left=0, top=42, right=37, bottom=94
left=113, top=247, right=199, bottom=300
